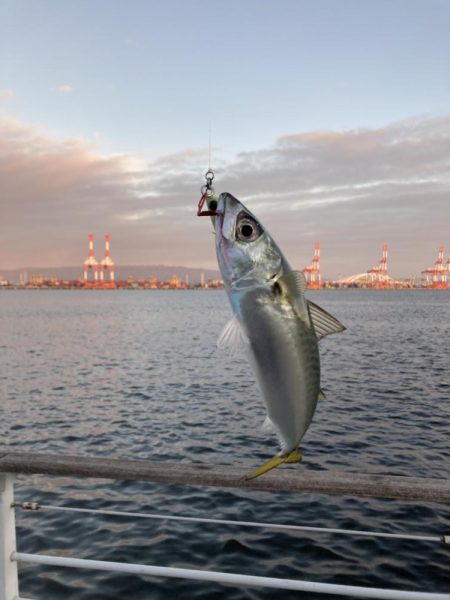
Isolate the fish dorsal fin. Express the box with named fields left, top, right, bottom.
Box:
left=217, top=315, right=249, bottom=356
left=276, top=270, right=307, bottom=296
left=307, top=300, right=346, bottom=340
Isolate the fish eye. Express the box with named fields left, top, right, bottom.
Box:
left=235, top=213, right=263, bottom=243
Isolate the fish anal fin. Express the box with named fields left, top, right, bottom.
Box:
left=245, top=449, right=302, bottom=480
left=262, top=416, right=275, bottom=433
left=307, top=300, right=346, bottom=340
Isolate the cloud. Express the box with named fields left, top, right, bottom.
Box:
left=0, top=115, right=148, bottom=267
left=56, top=84, right=74, bottom=95
left=214, top=116, right=450, bottom=276
left=1, top=113, right=450, bottom=277
left=0, top=89, right=14, bottom=101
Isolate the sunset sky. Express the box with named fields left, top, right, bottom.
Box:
left=1, top=0, right=450, bottom=278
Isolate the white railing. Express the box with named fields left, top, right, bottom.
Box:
left=9, top=551, right=450, bottom=600
left=1, top=452, right=449, bottom=600
left=0, top=475, right=18, bottom=600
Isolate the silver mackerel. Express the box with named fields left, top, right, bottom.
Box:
left=214, top=192, right=345, bottom=478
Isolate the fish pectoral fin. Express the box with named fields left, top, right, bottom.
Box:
left=307, top=300, right=346, bottom=340
left=217, top=315, right=249, bottom=356
left=318, top=388, right=327, bottom=401
left=245, top=450, right=302, bottom=480
left=276, top=270, right=307, bottom=296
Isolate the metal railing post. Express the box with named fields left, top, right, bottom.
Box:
left=0, top=475, right=19, bottom=600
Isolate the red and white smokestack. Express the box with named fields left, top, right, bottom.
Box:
left=435, top=246, right=445, bottom=285
left=94, top=233, right=98, bottom=281
left=436, top=246, right=445, bottom=269
left=105, top=234, right=111, bottom=257
left=83, top=233, right=99, bottom=282
left=313, top=242, right=321, bottom=283
left=100, top=233, right=115, bottom=283
left=379, top=244, right=388, bottom=275
left=313, top=242, right=320, bottom=263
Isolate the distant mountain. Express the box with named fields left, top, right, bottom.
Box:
left=0, top=265, right=221, bottom=285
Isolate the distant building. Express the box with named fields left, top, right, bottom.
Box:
left=206, top=278, right=224, bottom=289
left=29, top=275, right=45, bottom=286
left=167, top=274, right=183, bottom=289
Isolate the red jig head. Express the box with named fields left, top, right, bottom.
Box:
left=197, top=169, right=219, bottom=216
left=197, top=192, right=219, bottom=216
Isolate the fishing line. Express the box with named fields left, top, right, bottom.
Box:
left=208, top=119, right=212, bottom=170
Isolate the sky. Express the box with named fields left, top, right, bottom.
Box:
left=1, top=0, right=450, bottom=278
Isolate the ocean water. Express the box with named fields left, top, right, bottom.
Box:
left=0, top=289, right=449, bottom=599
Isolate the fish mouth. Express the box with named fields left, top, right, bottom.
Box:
left=218, top=192, right=243, bottom=211
left=198, top=192, right=235, bottom=219
left=216, top=193, right=242, bottom=240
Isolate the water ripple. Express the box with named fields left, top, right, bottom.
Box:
left=1, top=289, right=449, bottom=599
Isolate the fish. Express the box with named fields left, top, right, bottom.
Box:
left=213, top=192, right=345, bottom=479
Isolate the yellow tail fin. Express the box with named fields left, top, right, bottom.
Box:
left=245, top=449, right=302, bottom=480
